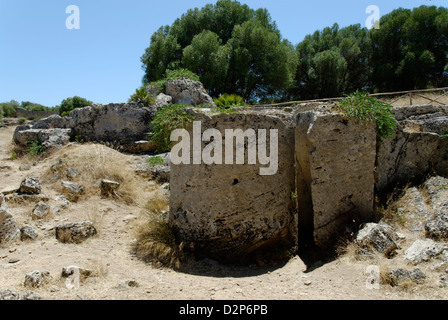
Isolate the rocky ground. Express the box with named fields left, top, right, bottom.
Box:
left=1, top=123, right=448, bottom=300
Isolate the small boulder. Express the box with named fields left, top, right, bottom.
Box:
left=19, top=177, right=42, bottom=195
left=425, top=201, right=448, bottom=240
left=32, top=201, right=50, bottom=220
left=155, top=93, right=173, bottom=109
left=387, top=268, right=426, bottom=287
left=21, top=291, right=42, bottom=300
left=53, top=195, right=70, bottom=214
left=55, top=221, right=97, bottom=244
left=0, top=206, right=20, bottom=243
left=24, top=270, right=52, bottom=288
left=0, top=288, right=20, bottom=300
left=61, top=181, right=84, bottom=202
left=20, top=226, right=38, bottom=241
left=404, top=239, right=447, bottom=264
left=356, top=223, right=399, bottom=257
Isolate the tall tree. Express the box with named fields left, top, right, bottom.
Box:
left=369, top=5, right=448, bottom=92
left=228, top=19, right=296, bottom=100
left=182, top=30, right=231, bottom=97
left=292, top=23, right=370, bottom=100
left=141, top=0, right=296, bottom=101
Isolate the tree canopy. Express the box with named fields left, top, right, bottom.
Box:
left=369, top=5, right=448, bottom=92
left=141, top=2, right=448, bottom=102
left=58, top=96, right=93, bottom=117
left=141, top=0, right=296, bottom=101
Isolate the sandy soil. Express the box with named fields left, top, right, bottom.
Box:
left=0, top=124, right=447, bottom=301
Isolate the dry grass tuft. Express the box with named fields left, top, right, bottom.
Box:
left=41, top=143, right=155, bottom=206
left=132, top=191, right=191, bottom=270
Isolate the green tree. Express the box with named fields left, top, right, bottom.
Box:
left=292, top=23, right=370, bottom=100
left=20, top=101, right=49, bottom=111
left=58, top=96, right=93, bottom=116
left=182, top=30, right=231, bottom=96
left=141, top=0, right=296, bottom=101
left=370, top=5, right=448, bottom=92
left=141, top=26, right=181, bottom=84
left=0, top=102, right=18, bottom=117
left=228, top=19, right=296, bottom=100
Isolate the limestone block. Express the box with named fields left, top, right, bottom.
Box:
left=169, top=110, right=296, bottom=262
left=295, top=110, right=377, bottom=248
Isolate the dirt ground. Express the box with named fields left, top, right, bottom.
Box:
left=1, top=123, right=447, bottom=301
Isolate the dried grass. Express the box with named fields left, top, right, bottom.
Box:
left=41, top=143, right=155, bottom=206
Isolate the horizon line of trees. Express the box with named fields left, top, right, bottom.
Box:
left=141, top=1, right=448, bottom=103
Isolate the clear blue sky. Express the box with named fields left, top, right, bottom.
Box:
left=0, top=0, right=445, bottom=107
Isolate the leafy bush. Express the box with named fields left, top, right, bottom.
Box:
left=26, top=139, right=46, bottom=157
left=214, top=94, right=246, bottom=108
left=18, top=117, right=26, bottom=124
left=147, top=156, right=165, bottom=167
left=129, top=86, right=155, bottom=107
left=0, top=102, right=17, bottom=117
left=166, top=68, right=200, bottom=82
left=0, top=105, right=3, bottom=123
left=150, top=104, right=194, bottom=152
left=337, top=91, right=397, bottom=139
left=58, top=96, right=93, bottom=117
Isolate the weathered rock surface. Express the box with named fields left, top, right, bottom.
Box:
left=61, top=181, right=84, bottom=202
left=13, top=128, right=71, bottom=148
left=396, top=187, right=432, bottom=233
left=19, top=177, right=42, bottom=195
left=0, top=288, right=20, bottom=300
left=169, top=110, right=296, bottom=262
left=155, top=93, right=173, bottom=109
left=13, top=103, right=158, bottom=154
left=20, top=226, right=38, bottom=241
left=404, top=239, right=447, bottom=264
left=0, top=194, right=20, bottom=243
left=376, top=105, right=448, bottom=192
left=165, top=78, right=215, bottom=107
left=69, top=103, right=155, bottom=144
left=24, top=270, right=52, bottom=288
left=387, top=268, right=426, bottom=286
left=295, top=109, right=377, bottom=247
left=356, top=223, right=399, bottom=257
left=55, top=222, right=97, bottom=244
left=32, top=201, right=50, bottom=220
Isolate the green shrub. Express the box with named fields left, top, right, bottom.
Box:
left=58, top=96, right=93, bottom=117
left=147, top=156, right=165, bottom=167
left=0, top=105, right=3, bottom=123
left=337, top=91, right=397, bottom=139
left=129, top=86, right=155, bottom=107
left=150, top=104, right=194, bottom=152
left=214, top=94, right=246, bottom=108
left=0, top=103, right=17, bottom=117
left=166, top=68, right=200, bottom=82
left=149, top=69, right=201, bottom=94
left=18, top=117, right=26, bottom=124
left=26, top=139, right=46, bottom=157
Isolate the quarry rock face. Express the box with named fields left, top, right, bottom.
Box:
left=295, top=109, right=377, bottom=247
left=169, top=110, right=296, bottom=262
left=376, top=105, right=448, bottom=193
